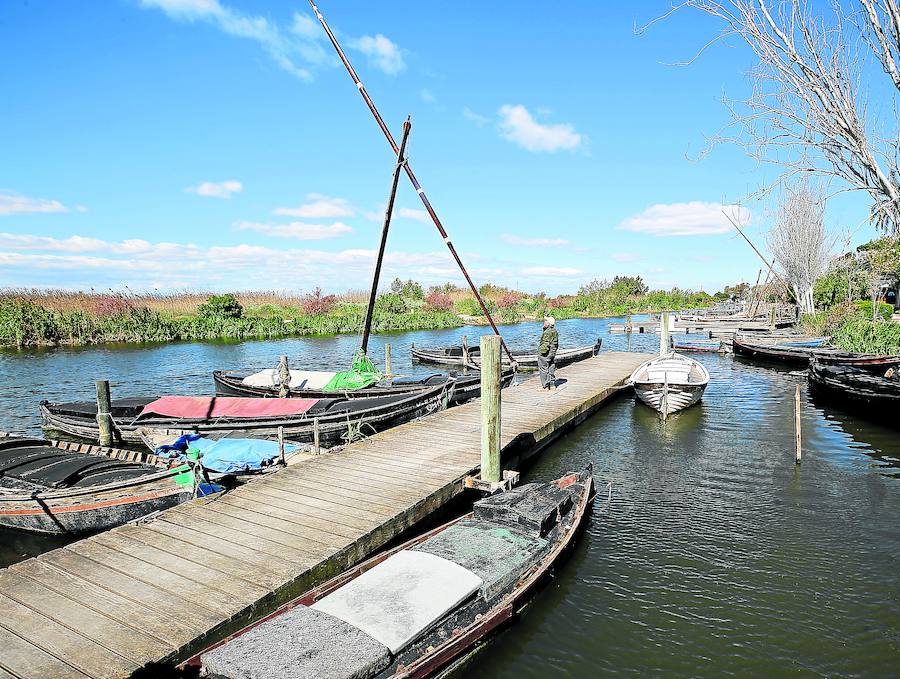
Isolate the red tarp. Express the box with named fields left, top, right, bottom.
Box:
left=139, top=396, right=319, bottom=420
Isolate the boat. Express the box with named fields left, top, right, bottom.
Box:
left=186, top=467, right=595, bottom=679
left=630, top=352, right=710, bottom=418
left=812, top=351, right=900, bottom=369
left=40, top=383, right=452, bottom=448
left=411, top=339, right=602, bottom=370
left=808, top=358, right=900, bottom=418
left=670, top=337, right=723, bottom=353
left=0, top=435, right=194, bottom=533
left=732, top=336, right=824, bottom=366
left=212, top=369, right=515, bottom=405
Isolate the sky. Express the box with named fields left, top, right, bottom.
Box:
left=0, top=0, right=882, bottom=296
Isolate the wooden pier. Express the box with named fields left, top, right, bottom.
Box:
left=0, top=351, right=647, bottom=679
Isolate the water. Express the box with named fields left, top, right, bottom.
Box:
left=1, top=318, right=897, bottom=675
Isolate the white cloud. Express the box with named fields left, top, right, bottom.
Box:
left=0, top=190, right=70, bottom=216
left=350, top=34, right=405, bottom=75
left=618, top=202, right=750, bottom=237
left=462, top=107, right=490, bottom=127
left=234, top=220, right=352, bottom=240
left=501, top=234, right=569, bottom=248
left=420, top=88, right=435, bottom=103
left=290, top=11, right=319, bottom=38
left=398, top=207, right=429, bottom=223
left=497, top=105, right=583, bottom=152
left=610, top=252, right=641, bottom=262
left=521, top=266, right=582, bottom=277
left=185, top=180, right=243, bottom=199
left=273, top=194, right=353, bottom=218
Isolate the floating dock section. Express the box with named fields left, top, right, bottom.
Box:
left=0, top=351, right=647, bottom=679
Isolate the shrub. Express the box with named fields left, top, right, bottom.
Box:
left=831, top=318, right=900, bottom=354
left=497, top=292, right=523, bottom=309
left=301, top=288, right=336, bottom=315
left=424, top=290, right=453, bottom=312
left=853, top=299, right=894, bottom=322
left=375, top=293, right=407, bottom=315
left=453, top=297, right=482, bottom=316
left=198, top=293, right=243, bottom=319
left=93, top=294, right=133, bottom=318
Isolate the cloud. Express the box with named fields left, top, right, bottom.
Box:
left=521, top=266, right=582, bottom=277
left=398, top=207, right=429, bottom=223
left=234, top=220, right=352, bottom=240
left=185, top=180, right=243, bottom=199
left=610, top=252, right=641, bottom=262
left=497, top=105, right=583, bottom=152
left=350, top=34, right=405, bottom=75
left=0, top=190, right=70, bottom=216
left=420, top=88, right=435, bottom=103
left=462, top=107, right=490, bottom=127
left=273, top=194, right=353, bottom=218
left=501, top=234, right=570, bottom=248
left=618, top=202, right=750, bottom=237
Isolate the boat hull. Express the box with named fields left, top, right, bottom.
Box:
left=808, top=360, right=900, bottom=421
left=411, top=340, right=601, bottom=371
left=633, top=382, right=706, bottom=415
left=732, top=337, right=817, bottom=366
left=629, top=352, right=710, bottom=417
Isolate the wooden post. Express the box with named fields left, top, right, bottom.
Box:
left=660, top=311, right=670, bottom=355
left=769, top=306, right=776, bottom=328
left=480, top=335, right=501, bottom=483
left=794, top=384, right=802, bottom=464
left=625, top=314, right=632, bottom=351
left=95, top=380, right=113, bottom=446
left=313, top=417, right=321, bottom=455
left=278, top=355, right=290, bottom=398
left=277, top=426, right=286, bottom=465
left=384, top=343, right=392, bottom=377
left=461, top=335, right=469, bottom=364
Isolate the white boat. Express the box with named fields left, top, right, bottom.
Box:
left=629, top=352, right=710, bottom=418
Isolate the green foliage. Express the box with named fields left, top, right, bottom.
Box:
left=197, top=294, right=243, bottom=319
left=374, top=293, right=408, bottom=315
left=454, top=297, right=483, bottom=316
left=389, top=278, right=424, bottom=300
left=831, top=318, right=900, bottom=354
left=853, top=300, right=894, bottom=321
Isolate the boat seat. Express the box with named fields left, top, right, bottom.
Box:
left=15, top=456, right=148, bottom=488
left=0, top=447, right=72, bottom=475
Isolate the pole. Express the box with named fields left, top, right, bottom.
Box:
left=748, top=268, right=762, bottom=317
left=384, top=343, right=392, bottom=377
left=278, top=355, right=290, bottom=398
left=361, top=118, right=411, bottom=355
left=308, top=0, right=517, bottom=367
left=480, top=335, right=501, bottom=483
left=723, top=211, right=789, bottom=289
left=313, top=417, right=321, bottom=455
left=95, top=380, right=113, bottom=446
left=794, top=384, right=802, bottom=464
left=461, top=335, right=469, bottom=365
left=278, top=426, right=286, bottom=466
left=660, top=311, right=670, bottom=355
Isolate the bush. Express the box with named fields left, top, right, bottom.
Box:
left=375, top=293, right=407, bottom=315
left=198, top=294, right=243, bottom=319
left=424, top=290, right=453, bottom=312
left=497, top=292, right=523, bottom=309
left=301, top=288, right=336, bottom=315
left=453, top=297, right=482, bottom=316
left=831, top=318, right=900, bottom=354
left=853, top=299, right=894, bottom=322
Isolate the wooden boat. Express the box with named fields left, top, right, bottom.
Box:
left=630, top=352, right=710, bottom=418
left=186, top=467, right=595, bottom=679
left=40, top=384, right=451, bottom=448
left=0, top=435, right=193, bottom=534
left=808, top=358, right=900, bottom=418
left=212, top=369, right=515, bottom=406
left=670, top=337, right=723, bottom=353
left=812, top=352, right=900, bottom=369
left=732, top=336, right=823, bottom=366
left=411, top=339, right=602, bottom=370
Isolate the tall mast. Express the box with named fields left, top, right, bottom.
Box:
left=309, top=0, right=517, bottom=366
left=361, top=118, right=411, bottom=355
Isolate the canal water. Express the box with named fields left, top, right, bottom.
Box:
left=0, top=318, right=897, bottom=675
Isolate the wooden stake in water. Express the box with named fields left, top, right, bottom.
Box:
left=95, top=380, right=113, bottom=446
left=480, top=335, right=502, bottom=483
left=795, top=384, right=802, bottom=464
left=278, top=425, right=286, bottom=465
left=313, top=417, right=321, bottom=455
left=462, top=335, right=469, bottom=365
left=278, top=355, right=290, bottom=398
left=660, top=311, right=670, bottom=355
left=384, top=343, right=392, bottom=377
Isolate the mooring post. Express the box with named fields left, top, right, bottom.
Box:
left=795, top=384, right=802, bottom=464
left=660, top=311, right=670, bottom=355
left=95, top=379, right=113, bottom=446
left=278, top=355, right=290, bottom=398
left=480, top=334, right=502, bottom=483
left=384, top=343, right=392, bottom=377
left=462, top=335, right=469, bottom=364
left=277, top=425, right=286, bottom=466
left=313, top=417, right=321, bottom=455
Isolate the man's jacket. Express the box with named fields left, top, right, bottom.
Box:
left=539, top=326, right=559, bottom=358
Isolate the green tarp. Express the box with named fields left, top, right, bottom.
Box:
left=322, top=351, right=383, bottom=392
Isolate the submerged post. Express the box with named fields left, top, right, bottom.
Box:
left=278, top=355, right=290, bottom=398
left=480, top=335, right=501, bottom=483
left=660, top=311, right=670, bottom=355
left=95, top=379, right=113, bottom=446
left=384, top=343, right=392, bottom=377
left=795, top=384, right=802, bottom=464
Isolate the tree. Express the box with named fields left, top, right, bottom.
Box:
left=767, top=181, right=832, bottom=314
left=642, top=0, right=900, bottom=233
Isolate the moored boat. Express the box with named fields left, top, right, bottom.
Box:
left=411, top=339, right=602, bottom=370
left=187, top=467, right=595, bottom=679
left=808, top=358, right=900, bottom=419
left=0, top=435, right=194, bottom=533
left=671, top=337, right=723, bottom=353
left=630, top=352, right=710, bottom=418
left=40, top=384, right=452, bottom=449
left=812, top=351, right=900, bottom=369
left=732, top=336, right=823, bottom=366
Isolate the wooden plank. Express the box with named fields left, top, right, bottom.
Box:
left=0, top=623, right=90, bottom=679
left=0, top=664, right=21, bottom=679
left=235, top=483, right=391, bottom=523
left=212, top=494, right=363, bottom=541
left=233, top=487, right=380, bottom=533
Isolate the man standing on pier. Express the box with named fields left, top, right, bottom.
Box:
left=538, top=316, right=558, bottom=389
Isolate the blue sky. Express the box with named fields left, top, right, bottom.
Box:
left=0, top=0, right=880, bottom=295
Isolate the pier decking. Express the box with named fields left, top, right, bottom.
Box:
left=0, top=351, right=647, bottom=679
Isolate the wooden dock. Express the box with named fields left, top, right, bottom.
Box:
left=0, top=351, right=647, bottom=679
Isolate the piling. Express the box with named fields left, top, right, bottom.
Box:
left=278, top=355, right=290, bottom=398
left=95, top=380, right=113, bottom=446
left=384, top=343, right=392, bottom=377
left=278, top=426, right=286, bottom=465
left=795, top=384, right=802, bottom=464
left=480, top=334, right=502, bottom=483
left=313, top=417, right=321, bottom=455
left=660, top=311, right=670, bottom=355
left=462, top=335, right=469, bottom=364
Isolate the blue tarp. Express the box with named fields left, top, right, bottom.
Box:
left=155, top=436, right=296, bottom=474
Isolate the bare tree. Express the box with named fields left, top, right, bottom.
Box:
left=641, top=1, right=900, bottom=233
left=767, top=181, right=832, bottom=314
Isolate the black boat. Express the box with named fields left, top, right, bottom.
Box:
left=40, top=384, right=452, bottom=448
left=808, top=358, right=900, bottom=418
left=188, top=467, right=595, bottom=679
left=0, top=435, right=193, bottom=533
left=812, top=351, right=900, bottom=369
left=732, top=336, right=823, bottom=367
left=212, top=369, right=515, bottom=406
left=411, top=339, right=602, bottom=370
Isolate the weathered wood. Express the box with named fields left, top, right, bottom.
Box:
left=481, top=334, right=502, bottom=482
left=660, top=311, right=670, bottom=355
left=795, top=383, right=802, bottom=464
left=384, top=342, right=392, bottom=377
left=278, top=355, right=290, bottom=398
left=95, top=379, right=113, bottom=446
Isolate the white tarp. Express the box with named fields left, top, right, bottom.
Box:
left=311, top=549, right=483, bottom=654
left=241, top=369, right=337, bottom=390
